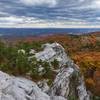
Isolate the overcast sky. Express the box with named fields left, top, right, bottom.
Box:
left=0, top=0, right=100, bottom=28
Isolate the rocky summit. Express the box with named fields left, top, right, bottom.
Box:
left=0, top=43, right=91, bottom=100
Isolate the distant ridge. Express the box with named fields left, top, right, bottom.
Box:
left=1, top=28, right=100, bottom=41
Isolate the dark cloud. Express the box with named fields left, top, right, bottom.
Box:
left=0, top=0, right=100, bottom=27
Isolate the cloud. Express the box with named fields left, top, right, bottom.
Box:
left=92, top=0, right=100, bottom=8
left=19, top=0, right=57, bottom=7
left=0, top=16, right=23, bottom=22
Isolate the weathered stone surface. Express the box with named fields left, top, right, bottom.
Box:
left=0, top=71, right=66, bottom=100
left=49, top=64, right=90, bottom=100
left=35, top=43, right=68, bottom=67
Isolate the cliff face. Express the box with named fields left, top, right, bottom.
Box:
left=49, top=61, right=90, bottom=100
left=0, top=43, right=91, bottom=100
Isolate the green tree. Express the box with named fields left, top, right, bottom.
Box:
left=0, top=40, right=7, bottom=64
left=15, top=52, right=31, bottom=75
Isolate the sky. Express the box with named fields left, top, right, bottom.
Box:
left=0, top=0, right=100, bottom=28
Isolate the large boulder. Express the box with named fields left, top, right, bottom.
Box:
left=0, top=71, right=49, bottom=100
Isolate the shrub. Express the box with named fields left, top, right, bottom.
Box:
left=65, top=64, right=69, bottom=68
left=47, top=79, right=54, bottom=86
left=51, top=59, right=59, bottom=69
left=69, top=96, right=78, bottom=100
left=93, top=96, right=100, bottom=100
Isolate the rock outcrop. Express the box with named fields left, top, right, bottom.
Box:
left=36, top=43, right=91, bottom=100
left=35, top=43, right=69, bottom=67
left=0, top=71, right=66, bottom=100
left=0, top=43, right=91, bottom=100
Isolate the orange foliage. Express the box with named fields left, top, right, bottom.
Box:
left=85, top=78, right=95, bottom=87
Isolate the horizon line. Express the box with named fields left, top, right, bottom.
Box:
left=1, top=25, right=100, bottom=28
